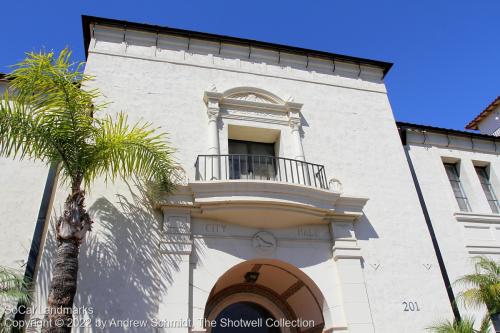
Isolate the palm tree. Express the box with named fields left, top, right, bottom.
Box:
left=428, top=317, right=491, bottom=333
left=0, top=266, right=31, bottom=332
left=0, top=49, right=178, bottom=332
left=455, top=256, right=500, bottom=331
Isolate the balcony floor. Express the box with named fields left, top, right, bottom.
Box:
left=159, top=180, right=368, bottom=228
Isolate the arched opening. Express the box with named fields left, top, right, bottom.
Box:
left=212, top=302, right=280, bottom=333
left=204, top=259, right=329, bottom=333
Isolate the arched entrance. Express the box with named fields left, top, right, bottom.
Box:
left=212, top=302, right=280, bottom=333
left=204, top=259, right=329, bottom=333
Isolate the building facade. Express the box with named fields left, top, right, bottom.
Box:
left=0, top=16, right=499, bottom=333
left=466, top=96, right=500, bottom=136
left=0, top=74, right=53, bottom=275
left=399, top=122, right=500, bottom=331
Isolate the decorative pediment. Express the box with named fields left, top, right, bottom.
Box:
left=223, top=87, right=284, bottom=105
left=226, top=92, right=276, bottom=104
left=203, top=86, right=303, bottom=126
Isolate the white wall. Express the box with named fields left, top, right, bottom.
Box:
left=29, top=25, right=455, bottom=332
left=0, top=80, right=49, bottom=271
left=187, top=223, right=335, bottom=329
left=406, top=130, right=500, bottom=331
left=0, top=157, right=48, bottom=270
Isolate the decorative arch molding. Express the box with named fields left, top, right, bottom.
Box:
left=222, top=86, right=286, bottom=105
left=204, top=284, right=299, bottom=333
left=203, top=86, right=303, bottom=125
left=203, top=259, right=329, bottom=333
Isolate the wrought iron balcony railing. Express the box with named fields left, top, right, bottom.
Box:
left=195, top=154, right=328, bottom=189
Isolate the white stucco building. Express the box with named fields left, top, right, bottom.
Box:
left=0, top=16, right=499, bottom=333
left=399, top=122, right=500, bottom=331
left=466, top=97, right=500, bottom=136
left=0, top=74, right=55, bottom=274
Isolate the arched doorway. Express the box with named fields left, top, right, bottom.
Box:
left=212, top=302, right=280, bottom=333
left=204, top=259, right=329, bottom=333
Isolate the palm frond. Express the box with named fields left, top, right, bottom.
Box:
left=455, top=256, right=500, bottom=314
left=2, top=49, right=102, bottom=184
left=0, top=313, right=7, bottom=333
left=427, top=317, right=477, bottom=333
left=87, top=113, right=179, bottom=190
left=0, top=92, right=52, bottom=161
left=0, top=266, right=31, bottom=332
left=478, top=315, right=492, bottom=333
left=0, top=266, right=31, bottom=305
left=2, top=48, right=178, bottom=192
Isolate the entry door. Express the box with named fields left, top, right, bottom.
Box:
left=212, top=302, right=281, bottom=333
left=228, top=140, right=276, bottom=180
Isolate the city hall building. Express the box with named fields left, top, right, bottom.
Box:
left=1, top=15, right=499, bottom=333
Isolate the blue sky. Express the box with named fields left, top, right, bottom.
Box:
left=3, top=0, right=499, bottom=131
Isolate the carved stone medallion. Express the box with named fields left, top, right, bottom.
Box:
left=252, top=231, right=277, bottom=254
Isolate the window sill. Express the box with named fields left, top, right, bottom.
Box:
left=454, top=211, right=500, bottom=224
left=454, top=212, right=500, bottom=255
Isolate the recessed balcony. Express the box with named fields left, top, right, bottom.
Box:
left=194, top=154, right=329, bottom=189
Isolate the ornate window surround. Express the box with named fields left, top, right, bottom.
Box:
left=203, top=86, right=306, bottom=162
left=203, top=86, right=303, bottom=127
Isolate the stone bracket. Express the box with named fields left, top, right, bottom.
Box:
left=329, top=221, right=362, bottom=261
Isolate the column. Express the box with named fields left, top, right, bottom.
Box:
left=204, top=92, right=222, bottom=180
left=330, top=220, right=375, bottom=333
left=285, top=101, right=306, bottom=185
left=285, top=102, right=305, bottom=162
left=157, top=210, right=193, bottom=332
left=207, top=108, right=220, bottom=156
left=289, top=117, right=305, bottom=161
left=288, top=109, right=306, bottom=185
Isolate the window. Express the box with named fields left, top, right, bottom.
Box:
left=474, top=166, right=500, bottom=214
left=228, top=140, right=276, bottom=180
left=444, top=163, right=471, bottom=212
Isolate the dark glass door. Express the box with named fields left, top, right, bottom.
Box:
left=228, top=140, right=276, bottom=180
left=212, top=302, right=281, bottom=333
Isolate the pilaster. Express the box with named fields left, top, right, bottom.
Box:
left=203, top=91, right=222, bottom=180
left=157, top=210, right=193, bottom=332
left=286, top=101, right=305, bottom=162
left=329, top=219, right=374, bottom=333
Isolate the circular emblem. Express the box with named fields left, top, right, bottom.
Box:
left=252, top=231, right=277, bottom=254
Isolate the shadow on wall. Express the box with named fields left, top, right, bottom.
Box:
left=355, top=215, right=379, bottom=241
left=194, top=214, right=379, bottom=270
left=36, top=183, right=182, bottom=332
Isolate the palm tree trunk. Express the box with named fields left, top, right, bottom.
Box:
left=42, top=239, right=79, bottom=332
left=42, top=188, right=92, bottom=333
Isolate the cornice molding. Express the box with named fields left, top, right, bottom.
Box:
left=402, top=127, right=500, bottom=154
left=83, top=16, right=391, bottom=78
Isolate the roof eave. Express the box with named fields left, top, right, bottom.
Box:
left=465, top=96, right=500, bottom=130
left=81, top=15, right=393, bottom=77
left=397, top=121, right=500, bottom=142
